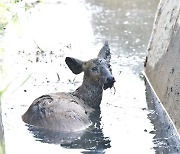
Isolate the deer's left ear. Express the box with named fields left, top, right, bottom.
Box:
left=65, top=57, right=84, bottom=74
left=97, top=41, right=111, bottom=63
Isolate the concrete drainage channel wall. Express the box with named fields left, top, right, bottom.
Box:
left=145, top=0, right=180, bottom=142
left=145, top=76, right=180, bottom=153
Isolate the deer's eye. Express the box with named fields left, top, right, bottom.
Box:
left=91, top=66, right=99, bottom=73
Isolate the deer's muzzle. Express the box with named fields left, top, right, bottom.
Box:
left=103, top=76, right=115, bottom=90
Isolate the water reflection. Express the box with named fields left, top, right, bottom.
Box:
left=27, top=109, right=111, bottom=152
left=145, top=79, right=180, bottom=153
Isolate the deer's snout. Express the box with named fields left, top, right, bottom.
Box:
left=103, top=74, right=115, bottom=90
left=107, top=76, right=115, bottom=84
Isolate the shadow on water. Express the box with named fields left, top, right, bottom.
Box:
left=145, top=78, right=180, bottom=154
left=27, top=108, right=111, bottom=153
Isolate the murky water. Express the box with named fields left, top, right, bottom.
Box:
left=0, top=0, right=169, bottom=153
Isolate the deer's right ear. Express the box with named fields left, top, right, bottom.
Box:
left=65, top=57, right=84, bottom=74
left=97, top=41, right=111, bottom=63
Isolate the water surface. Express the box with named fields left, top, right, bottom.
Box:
left=0, top=0, right=162, bottom=153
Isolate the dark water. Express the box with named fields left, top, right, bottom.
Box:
left=1, top=0, right=173, bottom=154
left=145, top=78, right=180, bottom=154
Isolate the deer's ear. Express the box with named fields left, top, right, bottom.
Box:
left=65, top=57, right=84, bottom=74
left=97, top=41, right=111, bottom=63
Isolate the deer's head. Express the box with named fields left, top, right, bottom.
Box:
left=65, top=41, right=115, bottom=90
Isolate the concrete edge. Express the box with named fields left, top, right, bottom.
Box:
left=143, top=71, right=180, bottom=141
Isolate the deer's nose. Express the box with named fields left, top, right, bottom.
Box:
left=106, top=76, right=115, bottom=83
left=103, top=76, right=115, bottom=90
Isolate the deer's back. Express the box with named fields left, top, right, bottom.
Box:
left=22, top=92, right=93, bottom=132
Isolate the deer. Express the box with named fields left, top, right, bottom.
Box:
left=22, top=41, right=115, bottom=132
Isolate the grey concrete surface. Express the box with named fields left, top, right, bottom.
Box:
left=145, top=0, right=180, bottom=133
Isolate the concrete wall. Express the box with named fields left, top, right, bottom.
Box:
left=145, top=0, right=180, bottom=132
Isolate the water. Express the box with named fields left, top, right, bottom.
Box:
left=0, top=0, right=167, bottom=153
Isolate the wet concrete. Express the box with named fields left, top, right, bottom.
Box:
left=1, top=0, right=178, bottom=154
left=145, top=76, right=180, bottom=154
left=145, top=0, right=180, bottom=134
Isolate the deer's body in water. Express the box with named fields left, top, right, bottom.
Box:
left=22, top=41, right=115, bottom=132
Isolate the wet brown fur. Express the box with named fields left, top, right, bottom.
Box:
left=22, top=42, right=115, bottom=132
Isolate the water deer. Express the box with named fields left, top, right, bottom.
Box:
left=22, top=41, right=115, bottom=132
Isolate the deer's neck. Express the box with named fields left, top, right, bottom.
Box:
left=72, top=78, right=103, bottom=109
